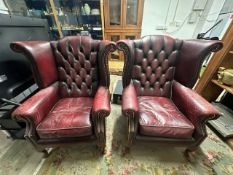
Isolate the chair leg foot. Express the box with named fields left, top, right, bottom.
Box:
left=184, top=147, right=198, bottom=162
left=42, top=149, right=49, bottom=158
left=97, top=144, right=106, bottom=154
left=121, top=146, right=130, bottom=157
left=127, top=133, right=134, bottom=147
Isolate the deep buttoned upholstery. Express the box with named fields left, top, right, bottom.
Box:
left=132, top=36, right=182, bottom=97
left=51, top=37, right=100, bottom=97
left=10, top=36, right=114, bottom=156
left=119, top=35, right=223, bottom=153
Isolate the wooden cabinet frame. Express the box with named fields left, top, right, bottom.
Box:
left=194, top=20, right=233, bottom=101
left=122, top=32, right=141, bottom=39
left=104, top=0, right=144, bottom=73
left=104, top=0, right=144, bottom=29
left=122, top=0, right=144, bottom=29
left=104, top=0, right=123, bottom=29
left=104, top=0, right=144, bottom=62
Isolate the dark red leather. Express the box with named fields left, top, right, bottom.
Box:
left=12, top=82, right=59, bottom=126
left=175, top=39, right=223, bottom=88
left=117, top=40, right=135, bottom=88
left=10, top=36, right=112, bottom=153
left=138, top=96, right=194, bottom=138
left=93, top=86, right=110, bottom=114
left=36, top=98, right=93, bottom=139
left=122, top=84, right=139, bottom=112
left=172, top=81, right=221, bottom=125
left=119, top=35, right=223, bottom=151
left=10, top=41, right=58, bottom=88
left=120, top=35, right=183, bottom=97
left=51, top=36, right=101, bottom=97
left=98, top=40, right=117, bottom=87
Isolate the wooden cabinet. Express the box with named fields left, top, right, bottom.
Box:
left=105, top=32, right=140, bottom=61
left=194, top=20, right=233, bottom=101
left=104, top=0, right=143, bottom=29
left=104, top=0, right=144, bottom=61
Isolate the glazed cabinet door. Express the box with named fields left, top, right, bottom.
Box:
left=123, top=33, right=140, bottom=40
left=123, top=0, right=144, bottom=28
left=104, top=0, right=123, bottom=28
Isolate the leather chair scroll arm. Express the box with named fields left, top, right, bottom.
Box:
left=12, top=82, right=59, bottom=126
left=98, top=40, right=117, bottom=88
left=99, top=40, right=116, bottom=48
left=92, top=86, right=110, bottom=151
left=172, top=81, right=221, bottom=125
left=93, top=86, right=111, bottom=117
left=117, top=40, right=135, bottom=88
left=122, top=84, right=139, bottom=145
left=122, top=84, right=139, bottom=113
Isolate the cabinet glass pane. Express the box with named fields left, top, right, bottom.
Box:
left=125, top=35, right=136, bottom=40
left=126, top=0, right=138, bottom=25
left=109, top=35, right=120, bottom=60
left=109, top=0, right=121, bottom=26
left=110, top=35, right=120, bottom=42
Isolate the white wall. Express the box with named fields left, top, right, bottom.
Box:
left=205, top=0, right=232, bottom=39
left=0, top=0, right=8, bottom=14
left=141, top=0, right=226, bottom=39
left=141, top=0, right=171, bottom=37
left=193, top=0, right=225, bottom=38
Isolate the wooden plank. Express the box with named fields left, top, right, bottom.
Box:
left=49, top=0, right=63, bottom=38
left=212, top=79, right=233, bottom=95
left=200, top=82, right=223, bottom=101
left=100, top=0, right=105, bottom=39
left=194, top=20, right=233, bottom=94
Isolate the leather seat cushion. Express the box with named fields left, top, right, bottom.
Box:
left=37, top=97, right=93, bottom=139
left=138, top=96, right=194, bottom=138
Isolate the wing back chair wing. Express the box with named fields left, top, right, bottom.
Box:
left=10, top=36, right=116, bottom=156
left=118, top=35, right=223, bottom=153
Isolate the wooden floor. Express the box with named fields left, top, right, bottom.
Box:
left=0, top=131, right=44, bottom=175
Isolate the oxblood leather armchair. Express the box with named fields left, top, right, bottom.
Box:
left=10, top=36, right=115, bottom=156
left=117, top=35, right=223, bottom=154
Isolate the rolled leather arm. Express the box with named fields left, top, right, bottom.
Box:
left=93, top=86, right=110, bottom=116
left=172, top=81, right=221, bottom=125
left=122, top=84, right=139, bottom=113
left=99, top=40, right=116, bottom=48
left=98, top=40, right=117, bottom=88
left=116, top=39, right=135, bottom=59
left=12, top=82, right=59, bottom=126
left=117, top=40, right=135, bottom=87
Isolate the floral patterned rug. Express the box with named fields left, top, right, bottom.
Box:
left=37, top=104, right=233, bottom=175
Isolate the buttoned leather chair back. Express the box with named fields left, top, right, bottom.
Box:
left=128, top=36, right=182, bottom=97
left=10, top=36, right=114, bottom=156
left=51, top=36, right=108, bottom=97
left=118, top=35, right=223, bottom=156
